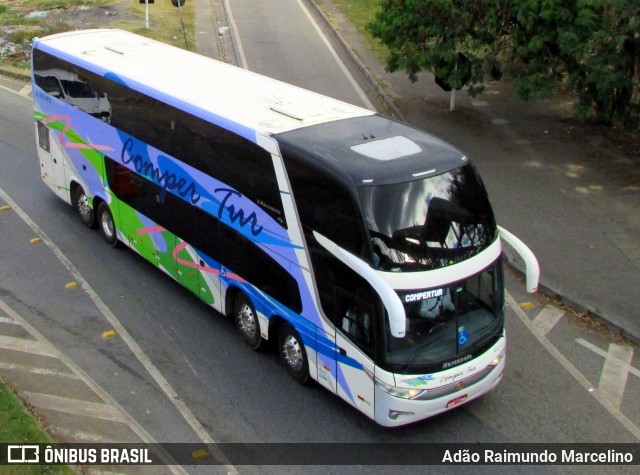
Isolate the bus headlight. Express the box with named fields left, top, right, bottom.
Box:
left=375, top=378, right=424, bottom=400
left=488, top=351, right=505, bottom=367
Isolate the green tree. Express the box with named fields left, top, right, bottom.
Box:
left=368, top=0, right=640, bottom=127
left=368, top=0, right=502, bottom=94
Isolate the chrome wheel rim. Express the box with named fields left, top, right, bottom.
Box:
left=77, top=193, right=92, bottom=222
left=101, top=211, right=114, bottom=239
left=237, top=304, right=257, bottom=338
left=282, top=334, right=303, bottom=372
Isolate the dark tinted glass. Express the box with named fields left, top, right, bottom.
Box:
left=308, top=234, right=377, bottom=357
left=284, top=157, right=365, bottom=256
left=33, top=49, right=285, bottom=226
left=358, top=163, right=496, bottom=271
left=105, top=157, right=301, bottom=312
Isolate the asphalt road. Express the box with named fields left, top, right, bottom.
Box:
left=0, top=1, right=639, bottom=472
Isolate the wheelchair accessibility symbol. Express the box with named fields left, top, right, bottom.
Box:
left=458, top=328, right=469, bottom=346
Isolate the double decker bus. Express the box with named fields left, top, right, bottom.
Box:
left=32, top=29, right=538, bottom=426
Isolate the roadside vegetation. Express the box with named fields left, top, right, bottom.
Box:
left=332, top=0, right=640, bottom=130
left=367, top=0, right=640, bottom=130
left=331, top=0, right=388, bottom=62
left=0, top=379, right=73, bottom=474
left=0, top=0, right=194, bottom=70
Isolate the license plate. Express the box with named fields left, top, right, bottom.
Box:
left=446, top=394, right=468, bottom=408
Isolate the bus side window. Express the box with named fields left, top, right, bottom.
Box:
left=338, top=289, right=374, bottom=350
left=309, top=241, right=376, bottom=357
left=284, top=160, right=366, bottom=257
left=106, top=161, right=138, bottom=198
left=37, top=122, right=50, bottom=152
left=34, top=74, right=64, bottom=98
left=219, top=223, right=302, bottom=313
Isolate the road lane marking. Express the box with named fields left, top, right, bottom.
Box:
left=598, top=343, right=634, bottom=409
left=531, top=305, right=565, bottom=336
left=0, top=297, right=188, bottom=475
left=222, top=0, right=248, bottom=69
left=19, top=85, right=32, bottom=97
left=295, top=0, right=375, bottom=110
left=507, top=292, right=640, bottom=440
left=0, top=334, right=58, bottom=357
left=0, top=84, right=25, bottom=97
left=575, top=338, right=640, bottom=378
left=20, top=391, right=128, bottom=422
left=0, top=186, right=235, bottom=474
left=53, top=427, right=114, bottom=443
left=0, top=361, right=79, bottom=379
left=226, top=0, right=375, bottom=110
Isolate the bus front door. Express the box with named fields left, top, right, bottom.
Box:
left=335, top=330, right=375, bottom=420
left=334, top=292, right=375, bottom=419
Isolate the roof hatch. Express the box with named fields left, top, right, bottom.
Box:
left=351, top=135, right=422, bottom=161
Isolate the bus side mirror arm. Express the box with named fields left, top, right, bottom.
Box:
left=313, top=231, right=407, bottom=338
left=498, top=226, right=540, bottom=293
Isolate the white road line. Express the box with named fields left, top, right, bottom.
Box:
left=20, top=391, right=127, bottom=422
left=0, top=316, right=18, bottom=324
left=575, top=338, right=640, bottom=378
left=0, top=299, right=187, bottom=475
left=531, top=305, right=565, bottom=336
left=507, top=292, right=640, bottom=440
left=226, top=0, right=375, bottom=110
left=222, top=0, right=248, bottom=69
left=19, top=84, right=32, bottom=97
left=0, top=187, right=235, bottom=474
left=598, top=344, right=634, bottom=409
left=0, top=361, right=79, bottom=379
left=295, top=0, right=376, bottom=110
left=0, top=334, right=58, bottom=357
left=53, top=427, right=115, bottom=443
left=0, top=84, right=24, bottom=97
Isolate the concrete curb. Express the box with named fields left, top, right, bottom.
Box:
left=505, top=249, right=639, bottom=346
left=0, top=65, right=30, bottom=82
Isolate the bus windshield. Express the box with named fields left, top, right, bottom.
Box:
left=357, top=163, right=496, bottom=271
left=384, top=261, right=504, bottom=373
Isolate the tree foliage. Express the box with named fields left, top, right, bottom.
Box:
left=368, top=0, right=640, bottom=127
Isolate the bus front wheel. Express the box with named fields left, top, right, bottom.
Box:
left=234, top=293, right=263, bottom=350
left=74, top=186, right=95, bottom=228
left=97, top=202, right=118, bottom=247
left=278, top=323, right=309, bottom=384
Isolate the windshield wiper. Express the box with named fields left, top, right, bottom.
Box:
left=400, top=328, right=446, bottom=375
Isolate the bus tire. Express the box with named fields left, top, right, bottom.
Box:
left=97, top=202, right=118, bottom=247
left=74, top=185, right=95, bottom=228
left=278, top=323, right=309, bottom=384
left=234, top=293, right=263, bottom=350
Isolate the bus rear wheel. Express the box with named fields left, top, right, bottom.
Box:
left=74, top=186, right=95, bottom=228
left=234, top=293, right=263, bottom=350
left=97, top=202, right=118, bottom=247
left=278, top=323, right=309, bottom=384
